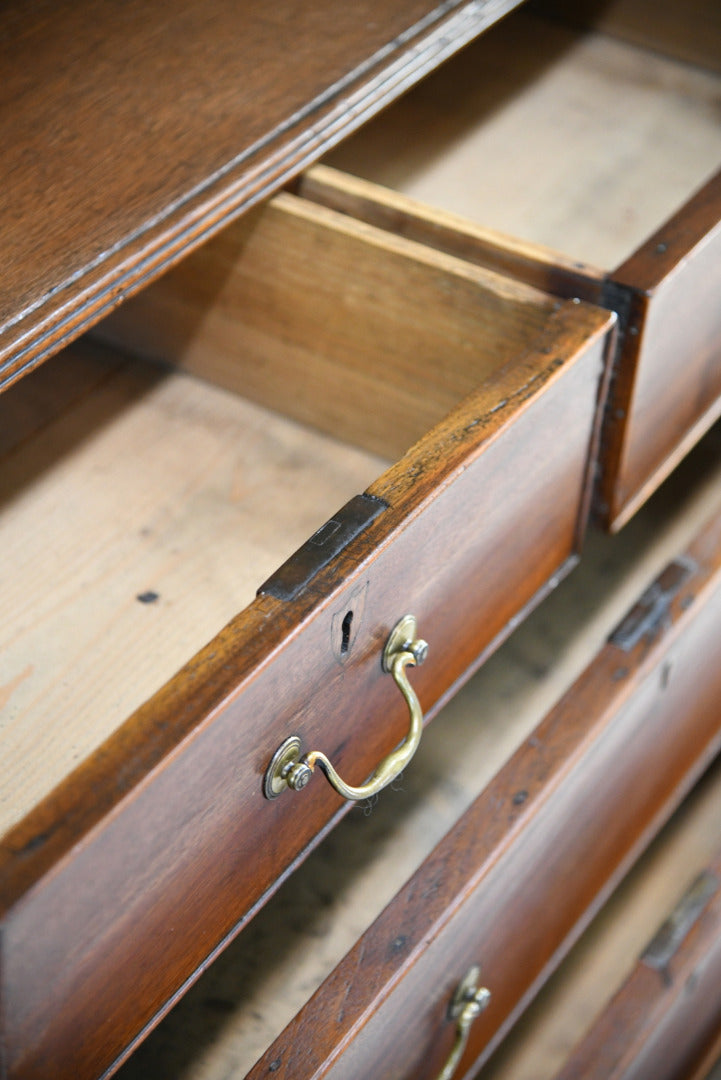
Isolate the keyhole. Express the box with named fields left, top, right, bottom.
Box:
left=341, top=610, right=354, bottom=655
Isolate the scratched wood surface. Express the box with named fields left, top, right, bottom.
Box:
left=114, top=427, right=721, bottom=1080
left=325, top=10, right=721, bottom=270
left=0, top=0, right=525, bottom=393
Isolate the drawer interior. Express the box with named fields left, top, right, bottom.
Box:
left=113, top=426, right=721, bottom=1080
left=0, top=187, right=599, bottom=838
left=319, top=2, right=721, bottom=273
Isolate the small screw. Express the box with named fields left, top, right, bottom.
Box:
left=285, top=760, right=313, bottom=791
left=409, top=639, right=429, bottom=665
left=467, top=986, right=491, bottom=1015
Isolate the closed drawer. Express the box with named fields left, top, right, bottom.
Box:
left=551, top=843, right=721, bottom=1080
left=114, top=431, right=721, bottom=1080
left=308, top=0, right=721, bottom=529
left=482, top=758, right=721, bottom=1080
left=0, top=193, right=612, bottom=1079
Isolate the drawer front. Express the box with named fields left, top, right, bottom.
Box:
left=0, top=199, right=612, bottom=1080
left=248, top=507, right=721, bottom=1080
left=602, top=170, right=721, bottom=529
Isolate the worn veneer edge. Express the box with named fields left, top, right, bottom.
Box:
left=0, top=300, right=612, bottom=912
left=0, top=0, right=525, bottom=395
left=247, top=507, right=721, bottom=1079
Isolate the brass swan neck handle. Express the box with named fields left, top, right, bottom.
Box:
left=263, top=615, right=427, bottom=802
left=438, top=967, right=491, bottom=1080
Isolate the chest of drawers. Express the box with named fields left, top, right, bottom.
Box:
left=1, top=1, right=720, bottom=1077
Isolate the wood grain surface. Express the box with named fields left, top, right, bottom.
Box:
left=325, top=10, right=721, bottom=271
left=112, top=427, right=721, bottom=1080
left=321, top=6, right=721, bottom=527
left=244, top=506, right=721, bottom=1080
left=601, top=170, right=721, bottom=529
left=302, top=162, right=721, bottom=532
left=0, top=302, right=610, bottom=1080
left=0, top=0, right=524, bottom=393
left=297, top=165, right=606, bottom=305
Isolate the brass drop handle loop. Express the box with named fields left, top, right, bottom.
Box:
left=438, top=966, right=491, bottom=1080
left=263, top=615, right=428, bottom=801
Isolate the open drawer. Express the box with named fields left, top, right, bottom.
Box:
left=0, top=192, right=612, bottom=1078
left=304, top=0, right=721, bottom=530
left=113, top=431, right=721, bottom=1080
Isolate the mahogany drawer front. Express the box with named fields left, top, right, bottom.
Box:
left=313, top=0, right=721, bottom=530
left=597, top=174, right=721, bottom=530
left=0, top=194, right=612, bottom=1079
left=246, top=504, right=721, bottom=1080
left=481, top=745, right=721, bottom=1080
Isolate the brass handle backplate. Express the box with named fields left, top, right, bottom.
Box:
left=438, top=966, right=491, bottom=1080
left=263, top=614, right=428, bottom=801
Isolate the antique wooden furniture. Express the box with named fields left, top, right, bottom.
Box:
left=1, top=1, right=720, bottom=1078
left=482, top=749, right=721, bottom=1080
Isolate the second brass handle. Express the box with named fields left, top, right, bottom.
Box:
left=438, top=966, right=491, bottom=1080
left=263, top=614, right=427, bottom=801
